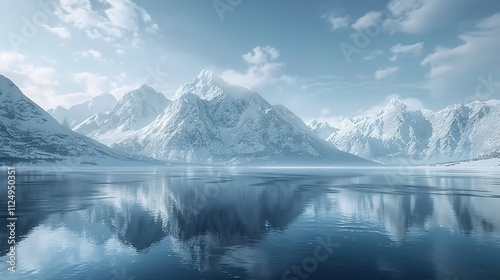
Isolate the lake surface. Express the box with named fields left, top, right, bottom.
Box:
left=1, top=167, right=499, bottom=280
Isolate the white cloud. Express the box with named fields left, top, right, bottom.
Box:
left=0, top=51, right=58, bottom=86
left=116, top=49, right=126, bottom=55
left=375, top=66, right=399, bottom=80
left=315, top=111, right=345, bottom=127
left=19, top=66, right=58, bottom=87
left=55, top=0, right=159, bottom=45
left=77, top=49, right=108, bottom=63
left=389, top=42, right=423, bottom=61
left=351, top=0, right=468, bottom=34
left=402, top=97, right=426, bottom=110
left=0, top=51, right=25, bottom=70
left=242, top=46, right=279, bottom=65
left=421, top=13, right=500, bottom=97
left=324, top=12, right=349, bottom=30
left=79, top=49, right=102, bottom=59
left=356, top=94, right=426, bottom=117
left=351, top=11, right=383, bottom=30
left=363, top=50, right=384, bottom=60
left=18, top=83, right=59, bottom=109
left=131, top=32, right=141, bottom=48
left=391, top=43, right=423, bottom=55
left=385, top=0, right=468, bottom=34
left=0, top=51, right=60, bottom=109
left=104, top=0, right=140, bottom=31
left=73, top=72, right=109, bottom=95
left=220, top=46, right=294, bottom=88
left=109, top=83, right=141, bottom=99
left=44, top=25, right=71, bottom=38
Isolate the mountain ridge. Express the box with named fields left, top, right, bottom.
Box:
left=0, top=75, right=160, bottom=166
left=73, top=84, right=172, bottom=146
left=48, top=93, right=117, bottom=128
left=70, top=70, right=372, bottom=165
left=311, top=97, right=500, bottom=164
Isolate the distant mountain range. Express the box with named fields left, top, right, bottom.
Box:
left=0, top=75, right=158, bottom=166
left=308, top=98, right=500, bottom=164
left=1, top=71, right=370, bottom=166
left=307, top=119, right=338, bottom=140
left=62, top=70, right=370, bottom=165
left=4, top=69, right=498, bottom=166
left=74, top=84, right=171, bottom=146
left=48, top=93, right=117, bottom=128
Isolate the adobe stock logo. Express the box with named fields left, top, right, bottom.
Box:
left=463, top=74, right=500, bottom=104
left=8, top=0, right=58, bottom=51
left=213, top=0, right=244, bottom=21
left=282, top=235, right=340, bottom=280
left=338, top=2, right=406, bottom=63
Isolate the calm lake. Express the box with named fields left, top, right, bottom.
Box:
left=1, top=167, right=499, bottom=280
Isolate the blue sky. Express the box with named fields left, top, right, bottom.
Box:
left=1, top=0, right=500, bottom=125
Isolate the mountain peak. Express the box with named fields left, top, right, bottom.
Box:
left=138, top=84, right=155, bottom=91
left=308, top=119, right=333, bottom=129
left=122, top=84, right=162, bottom=102
left=383, top=97, right=407, bottom=112
left=197, top=69, right=215, bottom=80
left=308, top=119, right=338, bottom=140
left=0, top=74, right=17, bottom=88
left=175, top=69, right=251, bottom=101
left=194, top=69, right=227, bottom=88
left=0, top=76, right=145, bottom=165
left=388, top=97, right=404, bottom=105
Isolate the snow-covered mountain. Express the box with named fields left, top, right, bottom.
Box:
left=77, top=70, right=371, bottom=165
left=48, top=93, right=117, bottom=128
left=307, top=119, right=338, bottom=139
left=0, top=75, right=155, bottom=166
left=74, top=84, right=171, bottom=146
left=320, top=97, right=500, bottom=164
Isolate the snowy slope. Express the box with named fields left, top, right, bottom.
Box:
left=323, top=98, right=500, bottom=164
left=430, top=157, right=500, bottom=168
left=0, top=75, right=157, bottom=166
left=74, top=84, right=171, bottom=146
left=48, top=93, right=117, bottom=128
left=83, top=70, right=372, bottom=165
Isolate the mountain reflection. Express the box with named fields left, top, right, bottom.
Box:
left=1, top=168, right=499, bottom=279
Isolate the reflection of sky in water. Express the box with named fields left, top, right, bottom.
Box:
left=13, top=225, right=133, bottom=273
left=0, top=168, right=499, bottom=280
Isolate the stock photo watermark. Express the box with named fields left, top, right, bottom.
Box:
left=188, top=170, right=232, bottom=214
left=140, top=64, right=168, bottom=91
left=6, top=166, right=17, bottom=272
left=339, top=2, right=405, bottom=63
left=112, top=267, right=136, bottom=280
left=463, top=74, right=500, bottom=104
left=384, top=73, right=500, bottom=185
left=213, top=0, right=244, bottom=21
left=129, top=62, right=169, bottom=108
left=282, top=235, right=340, bottom=280
left=8, top=0, right=58, bottom=51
